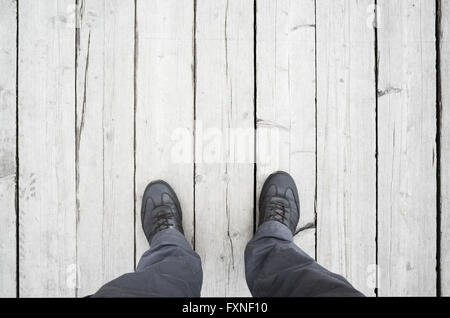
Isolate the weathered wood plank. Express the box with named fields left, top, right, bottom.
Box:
left=195, top=0, right=254, bottom=296
left=135, top=0, right=195, bottom=259
left=316, top=0, right=377, bottom=296
left=256, top=0, right=316, bottom=257
left=18, top=0, right=76, bottom=297
left=377, top=0, right=437, bottom=296
left=439, top=0, right=450, bottom=296
left=75, top=0, right=135, bottom=296
left=0, top=0, right=17, bottom=298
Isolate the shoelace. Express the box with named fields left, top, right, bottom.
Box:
left=153, top=207, right=174, bottom=232
left=266, top=200, right=288, bottom=222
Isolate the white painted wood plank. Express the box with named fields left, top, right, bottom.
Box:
left=378, top=0, right=437, bottom=296
left=18, top=0, right=76, bottom=297
left=441, top=0, right=450, bottom=296
left=316, top=0, right=377, bottom=296
left=195, top=0, right=254, bottom=296
left=135, top=0, right=195, bottom=258
left=256, top=0, right=316, bottom=257
left=0, top=0, right=17, bottom=298
left=75, top=0, right=135, bottom=296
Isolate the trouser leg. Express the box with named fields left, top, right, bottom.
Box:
left=92, top=229, right=202, bottom=297
left=244, top=221, right=364, bottom=297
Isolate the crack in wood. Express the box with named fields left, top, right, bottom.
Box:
left=377, top=86, right=402, bottom=97
left=294, top=222, right=316, bottom=236
left=76, top=30, right=90, bottom=229
left=291, top=24, right=315, bottom=32
left=256, top=118, right=289, bottom=131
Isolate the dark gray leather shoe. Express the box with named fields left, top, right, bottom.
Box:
left=141, top=180, right=184, bottom=244
left=258, top=171, right=300, bottom=234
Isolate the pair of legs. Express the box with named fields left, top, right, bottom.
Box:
left=93, top=172, right=363, bottom=297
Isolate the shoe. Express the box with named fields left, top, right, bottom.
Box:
left=141, top=180, right=184, bottom=244
left=258, top=171, right=300, bottom=234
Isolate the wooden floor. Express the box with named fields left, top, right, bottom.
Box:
left=0, top=0, right=448, bottom=297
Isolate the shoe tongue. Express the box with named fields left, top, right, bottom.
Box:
left=262, top=197, right=289, bottom=213
left=153, top=205, right=172, bottom=214
left=268, top=196, right=289, bottom=205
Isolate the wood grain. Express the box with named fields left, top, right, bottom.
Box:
left=440, top=0, right=450, bottom=296
left=256, top=0, right=316, bottom=257
left=135, top=0, right=195, bottom=259
left=0, top=0, right=17, bottom=298
left=18, top=0, right=76, bottom=297
left=195, top=0, right=254, bottom=296
left=377, top=0, right=437, bottom=296
left=75, top=0, right=135, bottom=296
left=316, top=0, right=377, bottom=296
